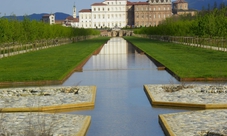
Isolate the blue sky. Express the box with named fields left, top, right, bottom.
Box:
left=0, top=0, right=161, bottom=16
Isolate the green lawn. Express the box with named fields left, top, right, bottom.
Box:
left=124, top=36, right=227, bottom=78
left=0, top=37, right=110, bottom=82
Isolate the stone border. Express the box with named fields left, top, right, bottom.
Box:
left=1, top=86, right=96, bottom=112
left=144, top=85, right=227, bottom=109
left=159, top=115, right=175, bottom=136
left=77, top=116, right=91, bottom=136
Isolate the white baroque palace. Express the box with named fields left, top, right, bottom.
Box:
left=79, top=0, right=127, bottom=28
left=79, top=0, right=172, bottom=28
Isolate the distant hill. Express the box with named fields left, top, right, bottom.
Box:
left=187, top=0, right=227, bottom=10
left=3, top=12, right=71, bottom=21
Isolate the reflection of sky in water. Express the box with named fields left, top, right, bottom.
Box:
left=63, top=37, right=190, bottom=136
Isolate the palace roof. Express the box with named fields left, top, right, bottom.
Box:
left=79, top=9, right=92, bottom=12
left=173, top=0, right=187, bottom=4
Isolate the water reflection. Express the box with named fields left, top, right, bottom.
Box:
left=63, top=37, right=192, bottom=136
left=85, top=38, right=155, bottom=71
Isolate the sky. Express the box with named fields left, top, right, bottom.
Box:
left=0, top=0, right=169, bottom=16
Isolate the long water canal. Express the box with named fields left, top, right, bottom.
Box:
left=63, top=37, right=192, bottom=136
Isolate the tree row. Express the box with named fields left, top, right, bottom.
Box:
left=134, top=7, right=227, bottom=38
left=0, top=17, right=100, bottom=45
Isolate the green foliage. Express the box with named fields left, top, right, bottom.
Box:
left=0, top=16, right=100, bottom=45
left=134, top=7, right=227, bottom=38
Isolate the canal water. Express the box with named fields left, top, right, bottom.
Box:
left=63, top=37, right=191, bottom=136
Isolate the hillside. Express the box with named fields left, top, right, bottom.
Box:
left=3, top=12, right=70, bottom=21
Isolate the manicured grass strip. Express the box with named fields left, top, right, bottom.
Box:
left=0, top=37, right=110, bottom=82
left=124, top=36, right=227, bottom=78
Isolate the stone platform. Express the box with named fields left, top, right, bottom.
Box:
left=0, top=86, right=96, bottom=136
left=144, top=84, right=227, bottom=109
left=159, top=109, right=227, bottom=136
left=0, top=86, right=96, bottom=112
left=144, top=84, right=227, bottom=136
left=0, top=112, right=91, bottom=136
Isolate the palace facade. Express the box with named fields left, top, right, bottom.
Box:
left=79, top=0, right=172, bottom=28
left=172, top=0, right=197, bottom=16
